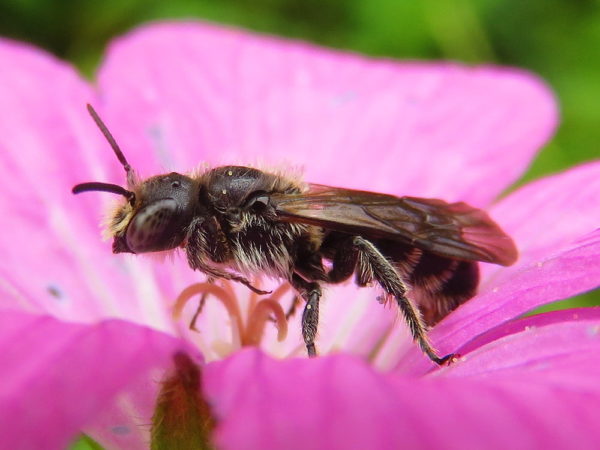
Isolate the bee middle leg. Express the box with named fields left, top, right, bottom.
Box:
left=290, top=274, right=322, bottom=357
left=283, top=294, right=301, bottom=320
left=186, top=217, right=270, bottom=295
left=189, top=279, right=213, bottom=331
left=328, top=236, right=453, bottom=365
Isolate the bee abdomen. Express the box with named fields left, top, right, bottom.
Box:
left=376, top=239, right=479, bottom=326
left=409, top=254, right=479, bottom=326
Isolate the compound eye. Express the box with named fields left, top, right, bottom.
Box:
left=126, top=199, right=178, bottom=252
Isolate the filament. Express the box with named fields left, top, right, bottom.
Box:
left=172, top=282, right=243, bottom=346
left=172, top=280, right=291, bottom=354
left=244, top=299, right=288, bottom=346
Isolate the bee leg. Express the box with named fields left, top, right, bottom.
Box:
left=302, top=290, right=321, bottom=358
left=186, top=217, right=271, bottom=295
left=189, top=277, right=215, bottom=331
left=291, top=274, right=322, bottom=357
left=189, top=293, right=207, bottom=331
left=284, top=295, right=301, bottom=320
left=269, top=294, right=301, bottom=322
left=349, top=236, right=453, bottom=365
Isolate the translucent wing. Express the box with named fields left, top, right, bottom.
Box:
left=271, top=184, right=517, bottom=266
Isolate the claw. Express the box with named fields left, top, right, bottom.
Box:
left=435, top=352, right=460, bottom=366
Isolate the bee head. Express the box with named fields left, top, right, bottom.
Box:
left=109, top=172, right=198, bottom=254
left=73, top=105, right=198, bottom=254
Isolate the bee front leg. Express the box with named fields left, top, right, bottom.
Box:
left=344, top=236, right=454, bottom=366
left=290, top=274, right=322, bottom=357
left=284, top=295, right=301, bottom=320
left=186, top=217, right=270, bottom=295
left=189, top=277, right=214, bottom=331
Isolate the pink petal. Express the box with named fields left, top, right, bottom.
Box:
left=488, top=161, right=600, bottom=276
left=97, top=22, right=556, bottom=205
left=0, top=309, right=195, bottom=449
left=455, top=306, right=600, bottom=356
left=394, top=227, right=600, bottom=373
left=205, top=348, right=600, bottom=450
left=443, top=308, right=600, bottom=385
left=0, top=39, right=103, bottom=318
left=0, top=39, right=198, bottom=328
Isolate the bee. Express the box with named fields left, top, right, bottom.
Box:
left=73, top=105, right=517, bottom=365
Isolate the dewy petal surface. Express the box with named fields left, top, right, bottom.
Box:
left=97, top=22, right=556, bottom=205
left=444, top=307, right=600, bottom=378
left=205, top=345, right=600, bottom=450
left=0, top=309, right=194, bottom=450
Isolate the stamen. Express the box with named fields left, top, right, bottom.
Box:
left=265, top=283, right=292, bottom=304
left=172, top=280, right=292, bottom=356
left=244, top=299, right=288, bottom=346
left=172, top=283, right=244, bottom=344
left=246, top=284, right=259, bottom=316
left=220, top=280, right=237, bottom=300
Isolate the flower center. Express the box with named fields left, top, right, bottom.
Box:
left=172, top=281, right=290, bottom=355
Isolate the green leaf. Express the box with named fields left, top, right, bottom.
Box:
left=69, top=434, right=105, bottom=450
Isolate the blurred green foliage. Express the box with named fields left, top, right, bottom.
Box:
left=0, top=0, right=598, bottom=309
left=1, top=0, right=599, bottom=180
left=70, top=435, right=103, bottom=450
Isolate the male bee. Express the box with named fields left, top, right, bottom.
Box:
left=73, top=105, right=517, bottom=365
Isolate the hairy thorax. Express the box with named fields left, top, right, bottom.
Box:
left=229, top=213, right=312, bottom=278
left=197, top=165, right=323, bottom=280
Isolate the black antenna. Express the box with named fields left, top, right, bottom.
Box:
left=71, top=104, right=137, bottom=202
left=72, top=182, right=135, bottom=202
left=86, top=104, right=135, bottom=187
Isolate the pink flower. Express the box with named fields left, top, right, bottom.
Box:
left=1, top=22, right=599, bottom=449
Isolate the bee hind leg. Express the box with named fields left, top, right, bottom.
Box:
left=337, top=236, right=453, bottom=366
left=290, top=274, right=322, bottom=357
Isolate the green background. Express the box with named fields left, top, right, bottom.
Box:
left=0, top=0, right=598, bottom=309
